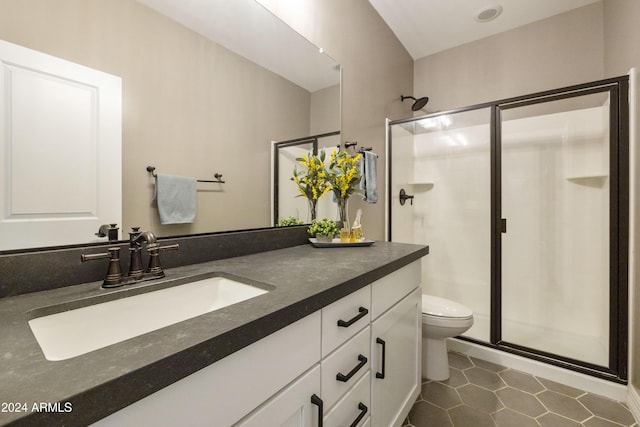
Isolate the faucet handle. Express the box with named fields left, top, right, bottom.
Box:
left=145, top=243, right=179, bottom=278
left=81, top=247, right=123, bottom=288
left=158, top=243, right=180, bottom=252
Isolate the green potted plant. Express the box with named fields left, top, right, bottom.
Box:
left=277, top=216, right=304, bottom=227
left=308, top=218, right=338, bottom=243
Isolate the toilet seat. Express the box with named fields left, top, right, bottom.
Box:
left=423, top=313, right=474, bottom=329
left=422, top=295, right=472, bottom=319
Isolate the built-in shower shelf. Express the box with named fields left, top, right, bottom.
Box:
left=566, top=174, right=608, bottom=181
left=407, top=181, right=434, bottom=187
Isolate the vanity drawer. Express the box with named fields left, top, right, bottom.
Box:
left=321, top=326, right=370, bottom=410
left=322, top=285, right=371, bottom=357
left=324, top=372, right=370, bottom=427
left=371, top=261, right=421, bottom=320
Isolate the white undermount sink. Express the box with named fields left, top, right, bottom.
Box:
left=28, top=274, right=269, bottom=361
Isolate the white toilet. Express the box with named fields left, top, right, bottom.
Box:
left=421, top=294, right=474, bottom=381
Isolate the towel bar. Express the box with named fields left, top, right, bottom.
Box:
left=146, top=166, right=225, bottom=184
left=358, top=147, right=378, bottom=158
left=343, top=142, right=378, bottom=157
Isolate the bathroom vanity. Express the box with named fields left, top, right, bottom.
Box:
left=0, top=236, right=428, bottom=426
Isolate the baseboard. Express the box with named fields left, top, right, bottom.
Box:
left=628, top=384, right=640, bottom=424
left=448, top=338, right=628, bottom=402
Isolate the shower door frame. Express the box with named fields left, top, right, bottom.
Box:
left=272, top=131, right=339, bottom=225
left=387, top=75, right=629, bottom=383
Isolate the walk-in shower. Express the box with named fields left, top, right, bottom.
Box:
left=388, top=76, right=629, bottom=382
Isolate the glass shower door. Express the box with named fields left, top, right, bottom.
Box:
left=499, top=91, right=612, bottom=367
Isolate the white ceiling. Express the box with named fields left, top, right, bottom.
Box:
left=367, top=0, right=600, bottom=60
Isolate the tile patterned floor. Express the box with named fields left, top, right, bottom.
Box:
left=403, top=352, right=637, bottom=427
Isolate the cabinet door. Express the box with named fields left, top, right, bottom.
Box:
left=370, top=288, right=421, bottom=427
left=236, top=365, right=321, bottom=427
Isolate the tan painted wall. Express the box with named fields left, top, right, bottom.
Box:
left=413, top=2, right=605, bottom=112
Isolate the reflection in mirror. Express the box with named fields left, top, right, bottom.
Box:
left=0, top=0, right=340, bottom=251
left=272, top=131, right=341, bottom=225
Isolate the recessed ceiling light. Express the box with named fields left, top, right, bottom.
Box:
left=475, top=5, right=503, bottom=23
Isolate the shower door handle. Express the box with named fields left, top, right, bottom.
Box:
left=501, top=218, right=507, bottom=233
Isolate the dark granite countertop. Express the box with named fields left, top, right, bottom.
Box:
left=0, top=241, right=428, bottom=426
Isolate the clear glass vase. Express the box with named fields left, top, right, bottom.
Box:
left=308, top=198, right=317, bottom=222
left=337, top=197, right=349, bottom=230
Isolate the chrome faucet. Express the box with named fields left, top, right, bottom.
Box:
left=82, top=227, right=179, bottom=288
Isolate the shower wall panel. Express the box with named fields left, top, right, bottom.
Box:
left=414, top=125, right=491, bottom=341
left=390, top=125, right=416, bottom=244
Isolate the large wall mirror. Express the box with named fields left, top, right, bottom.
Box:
left=0, top=0, right=340, bottom=251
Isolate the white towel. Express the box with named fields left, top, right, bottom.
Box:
left=154, top=174, right=197, bottom=224
left=360, top=151, right=378, bottom=204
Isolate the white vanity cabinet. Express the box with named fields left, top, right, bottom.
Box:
left=239, top=282, right=375, bottom=427
left=93, top=260, right=422, bottom=427
left=318, top=260, right=422, bottom=427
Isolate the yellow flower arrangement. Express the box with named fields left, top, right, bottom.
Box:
left=291, top=148, right=362, bottom=226
left=327, top=150, right=362, bottom=228
left=327, top=150, right=362, bottom=200
left=291, top=149, right=331, bottom=220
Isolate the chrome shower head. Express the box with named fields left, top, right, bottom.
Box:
left=401, top=95, right=429, bottom=111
